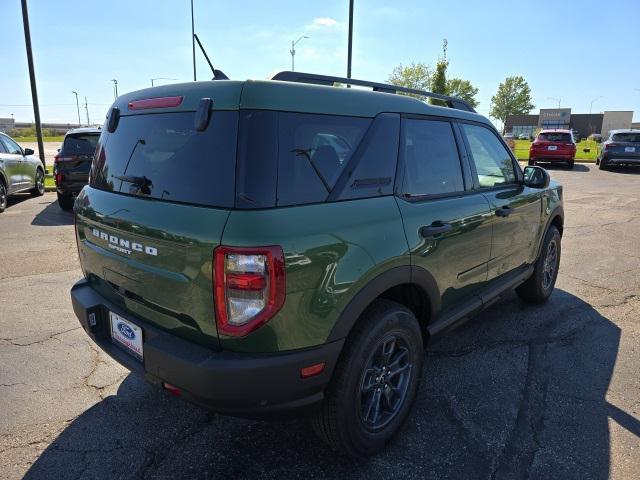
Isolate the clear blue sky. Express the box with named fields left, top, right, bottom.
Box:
left=2, top=0, right=639, bottom=125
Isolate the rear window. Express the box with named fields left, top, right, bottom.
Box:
left=538, top=132, right=573, bottom=142
left=611, top=132, right=640, bottom=142
left=90, top=111, right=237, bottom=208
left=63, top=133, right=100, bottom=155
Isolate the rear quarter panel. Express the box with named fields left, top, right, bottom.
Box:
left=220, top=196, right=409, bottom=352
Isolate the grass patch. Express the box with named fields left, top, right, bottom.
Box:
left=512, top=139, right=600, bottom=162
left=14, top=136, right=64, bottom=143
left=44, top=175, right=55, bottom=188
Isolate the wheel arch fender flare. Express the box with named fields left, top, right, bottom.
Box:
left=535, top=205, right=564, bottom=260
left=326, top=265, right=441, bottom=343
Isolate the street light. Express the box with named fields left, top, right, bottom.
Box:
left=589, top=96, right=603, bottom=115
left=290, top=35, right=309, bottom=71
left=151, top=77, right=178, bottom=87
left=547, top=97, right=561, bottom=108
left=111, top=79, right=118, bottom=99
left=71, top=91, right=81, bottom=126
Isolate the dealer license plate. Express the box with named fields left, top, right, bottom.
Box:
left=110, top=312, right=143, bottom=360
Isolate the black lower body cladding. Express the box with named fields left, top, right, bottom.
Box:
left=71, top=279, right=344, bottom=415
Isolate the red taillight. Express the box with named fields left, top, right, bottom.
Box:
left=605, top=143, right=618, bottom=150
left=55, top=173, right=63, bottom=184
left=128, top=96, right=184, bottom=110
left=214, top=245, right=286, bottom=337
left=162, top=382, right=181, bottom=396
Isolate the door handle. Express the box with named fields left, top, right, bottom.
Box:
left=495, top=206, right=513, bottom=217
left=420, top=222, right=453, bottom=237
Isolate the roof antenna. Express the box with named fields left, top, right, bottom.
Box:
left=193, top=33, right=229, bottom=80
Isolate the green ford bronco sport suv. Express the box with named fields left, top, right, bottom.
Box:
left=71, top=71, right=563, bottom=457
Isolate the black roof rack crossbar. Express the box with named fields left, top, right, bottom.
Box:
left=270, top=71, right=475, bottom=113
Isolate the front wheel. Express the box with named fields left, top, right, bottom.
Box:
left=30, top=169, right=45, bottom=196
left=516, top=225, right=561, bottom=304
left=311, top=299, right=423, bottom=457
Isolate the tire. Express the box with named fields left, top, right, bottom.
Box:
left=0, top=181, right=7, bottom=213
left=311, top=299, right=423, bottom=457
left=516, top=225, right=561, bottom=304
left=30, top=168, right=45, bottom=197
left=595, top=157, right=600, bottom=166
left=599, top=158, right=608, bottom=170
left=528, top=159, right=535, bottom=166
left=57, top=192, right=75, bottom=211
left=568, top=160, right=574, bottom=169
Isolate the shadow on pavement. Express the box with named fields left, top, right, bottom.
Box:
left=31, top=198, right=74, bottom=226
left=25, top=289, right=636, bottom=479
left=539, top=162, right=590, bottom=173
left=603, top=165, right=640, bottom=175
left=6, top=193, right=33, bottom=209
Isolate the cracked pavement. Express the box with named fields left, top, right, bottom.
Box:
left=1, top=164, right=639, bottom=479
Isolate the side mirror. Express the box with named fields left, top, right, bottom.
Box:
left=523, top=166, right=550, bottom=189
left=23, top=148, right=34, bottom=155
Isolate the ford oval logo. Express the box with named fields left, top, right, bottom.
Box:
left=117, top=322, right=135, bottom=340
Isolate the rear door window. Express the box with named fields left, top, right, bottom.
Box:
left=63, top=133, right=100, bottom=155
left=90, top=111, right=237, bottom=208
left=277, top=113, right=370, bottom=206
left=400, top=118, right=464, bottom=197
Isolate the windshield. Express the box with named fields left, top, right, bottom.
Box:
left=611, top=132, right=640, bottom=143
left=90, top=111, right=237, bottom=208
left=63, top=133, right=100, bottom=155
left=538, top=132, right=573, bottom=142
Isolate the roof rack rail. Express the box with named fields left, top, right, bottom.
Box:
left=270, top=71, right=476, bottom=113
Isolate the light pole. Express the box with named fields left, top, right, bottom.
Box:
left=589, top=96, right=603, bottom=134
left=191, top=0, right=196, bottom=81
left=290, top=35, right=309, bottom=71
left=71, top=91, right=81, bottom=126
left=151, top=77, right=178, bottom=87
left=84, top=96, right=90, bottom=125
left=547, top=97, right=561, bottom=108
left=347, top=0, right=354, bottom=78
left=111, top=79, right=118, bottom=99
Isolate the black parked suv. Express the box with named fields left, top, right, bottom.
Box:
left=54, top=127, right=101, bottom=210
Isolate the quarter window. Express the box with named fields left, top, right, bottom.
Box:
left=462, top=123, right=516, bottom=188
left=401, top=119, right=464, bottom=196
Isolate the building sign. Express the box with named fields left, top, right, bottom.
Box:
left=538, top=108, right=572, bottom=129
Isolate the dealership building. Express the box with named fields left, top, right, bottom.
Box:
left=505, top=108, right=635, bottom=139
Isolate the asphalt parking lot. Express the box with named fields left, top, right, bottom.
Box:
left=1, top=164, right=639, bottom=479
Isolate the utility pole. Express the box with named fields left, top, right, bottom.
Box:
left=84, top=97, right=90, bottom=126
left=191, top=0, right=196, bottom=81
left=111, top=79, right=118, bottom=99
left=20, top=0, right=45, bottom=169
left=290, top=36, right=309, bottom=71
left=347, top=0, right=354, bottom=78
left=72, top=91, right=81, bottom=126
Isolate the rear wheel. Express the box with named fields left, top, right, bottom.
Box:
left=599, top=158, right=608, bottom=170
left=30, top=169, right=45, bottom=196
left=516, top=225, right=561, bottom=304
left=311, top=299, right=423, bottom=457
left=528, top=159, right=535, bottom=166
left=57, top=192, right=75, bottom=211
left=0, top=182, right=7, bottom=213
left=568, top=160, right=574, bottom=169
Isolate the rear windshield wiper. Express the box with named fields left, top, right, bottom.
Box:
left=292, top=148, right=331, bottom=193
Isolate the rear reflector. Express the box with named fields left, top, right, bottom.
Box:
left=128, top=96, right=184, bottom=110
left=162, top=382, right=181, bottom=396
left=300, top=362, right=326, bottom=378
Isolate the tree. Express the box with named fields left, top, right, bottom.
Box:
left=490, top=76, right=535, bottom=130
left=430, top=39, right=449, bottom=106
left=446, top=78, right=479, bottom=109
left=388, top=62, right=432, bottom=99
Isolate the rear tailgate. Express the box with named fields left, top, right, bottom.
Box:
left=74, top=87, right=242, bottom=349
left=75, top=190, right=229, bottom=349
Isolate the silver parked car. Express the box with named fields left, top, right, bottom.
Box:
left=0, top=132, right=45, bottom=212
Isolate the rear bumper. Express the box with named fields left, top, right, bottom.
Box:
left=530, top=154, right=574, bottom=162
left=71, top=278, right=343, bottom=416
left=602, top=154, right=640, bottom=165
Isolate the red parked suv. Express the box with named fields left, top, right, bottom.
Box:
left=529, top=129, right=576, bottom=169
